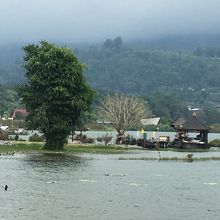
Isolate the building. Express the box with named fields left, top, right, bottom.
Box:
left=171, top=113, right=210, bottom=149
left=11, top=108, right=29, bottom=120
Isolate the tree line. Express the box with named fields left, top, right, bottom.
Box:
left=1, top=39, right=220, bottom=104
left=1, top=40, right=220, bottom=151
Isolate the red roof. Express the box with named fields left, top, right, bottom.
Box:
left=12, top=108, right=29, bottom=119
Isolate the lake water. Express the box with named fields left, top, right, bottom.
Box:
left=14, top=130, right=220, bottom=143
left=78, top=130, right=220, bottom=142
left=1, top=152, right=220, bottom=220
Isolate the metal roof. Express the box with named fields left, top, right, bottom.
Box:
left=141, top=117, right=160, bottom=126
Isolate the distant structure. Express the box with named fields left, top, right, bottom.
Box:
left=187, top=106, right=200, bottom=112
left=171, top=113, right=210, bottom=149
left=0, top=126, right=9, bottom=131
left=11, top=108, right=29, bottom=120
left=141, top=117, right=160, bottom=126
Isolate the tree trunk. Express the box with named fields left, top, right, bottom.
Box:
left=42, top=133, right=66, bottom=151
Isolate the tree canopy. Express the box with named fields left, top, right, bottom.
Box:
left=0, top=85, right=20, bottom=117
left=2, top=40, right=220, bottom=104
left=98, top=94, right=150, bottom=136
left=18, top=41, right=95, bottom=150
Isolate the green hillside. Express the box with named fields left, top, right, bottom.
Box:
left=75, top=44, right=220, bottom=103
left=1, top=40, right=220, bottom=104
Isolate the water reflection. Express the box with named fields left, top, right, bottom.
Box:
left=23, top=153, right=87, bottom=170
left=1, top=155, right=220, bottom=220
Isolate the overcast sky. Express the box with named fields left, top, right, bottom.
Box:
left=1, top=0, right=220, bottom=44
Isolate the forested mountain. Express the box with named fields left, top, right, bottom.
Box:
left=1, top=37, right=220, bottom=104
left=74, top=40, right=220, bottom=104
left=0, top=63, right=24, bottom=85
left=80, top=47, right=220, bottom=94
left=143, top=33, right=220, bottom=49
left=1, top=37, right=220, bottom=126
left=0, top=85, right=20, bottom=116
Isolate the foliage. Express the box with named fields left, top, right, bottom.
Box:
left=198, top=107, right=220, bottom=125
left=3, top=40, right=220, bottom=128
left=73, top=134, right=95, bottom=144
left=0, top=130, right=9, bottom=140
left=18, top=41, right=95, bottom=150
left=194, top=47, right=220, bottom=58
left=103, top=37, right=123, bottom=50
left=208, top=139, right=220, bottom=148
left=0, top=120, right=26, bottom=130
left=209, top=124, right=220, bottom=133
left=0, top=63, right=24, bottom=85
left=29, top=133, right=44, bottom=142
left=96, top=133, right=113, bottom=145
left=80, top=135, right=95, bottom=144
left=145, top=92, right=189, bottom=121
left=3, top=41, right=220, bottom=105
left=14, top=134, right=19, bottom=141
left=74, top=44, right=220, bottom=105
left=99, top=93, right=150, bottom=136
left=0, top=85, right=20, bottom=116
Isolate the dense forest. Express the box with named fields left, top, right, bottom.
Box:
left=1, top=37, right=220, bottom=102
left=0, top=85, right=20, bottom=117
left=1, top=36, right=220, bottom=127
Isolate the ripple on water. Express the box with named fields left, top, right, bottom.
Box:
left=1, top=155, right=220, bottom=220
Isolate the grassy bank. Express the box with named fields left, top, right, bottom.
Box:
left=117, top=156, right=220, bottom=161
left=1, top=140, right=220, bottom=156
left=0, top=141, right=128, bottom=154
left=209, top=139, right=220, bottom=148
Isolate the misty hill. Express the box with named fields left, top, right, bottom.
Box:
left=74, top=41, right=220, bottom=103
left=1, top=38, right=220, bottom=104
left=144, top=33, right=220, bottom=49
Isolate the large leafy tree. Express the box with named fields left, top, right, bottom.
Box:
left=18, top=41, right=94, bottom=150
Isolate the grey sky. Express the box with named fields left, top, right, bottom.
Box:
left=1, top=0, right=220, bottom=44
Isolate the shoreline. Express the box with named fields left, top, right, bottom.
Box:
left=1, top=141, right=220, bottom=162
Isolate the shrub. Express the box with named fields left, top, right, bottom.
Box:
left=14, top=134, right=19, bottom=141
left=80, top=137, right=95, bottom=144
left=103, top=135, right=112, bottom=145
left=96, top=136, right=103, bottom=142
left=29, top=133, right=44, bottom=142
left=209, top=139, right=220, bottom=148
left=0, top=130, right=9, bottom=140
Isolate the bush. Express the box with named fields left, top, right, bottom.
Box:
left=209, top=139, right=220, bottom=147
left=80, top=137, right=95, bottom=144
left=0, top=130, right=9, bottom=140
left=29, top=133, right=44, bottom=142
left=72, top=133, right=94, bottom=143
left=14, top=134, right=19, bottom=141
left=97, top=134, right=112, bottom=145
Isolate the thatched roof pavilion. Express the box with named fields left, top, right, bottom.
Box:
left=171, top=113, right=210, bottom=148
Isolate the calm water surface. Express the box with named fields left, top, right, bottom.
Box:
left=13, top=130, right=220, bottom=142
left=1, top=153, right=220, bottom=220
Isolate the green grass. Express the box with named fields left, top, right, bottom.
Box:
left=65, top=144, right=127, bottom=154
left=168, top=148, right=210, bottom=152
left=0, top=141, right=43, bottom=153
left=209, top=139, right=220, bottom=148
left=1, top=141, right=220, bottom=157
left=117, top=156, right=220, bottom=161
left=0, top=141, right=127, bottom=154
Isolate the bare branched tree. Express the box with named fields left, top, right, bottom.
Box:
left=99, top=94, right=150, bottom=137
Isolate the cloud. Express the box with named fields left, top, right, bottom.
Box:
left=0, top=0, right=220, bottom=44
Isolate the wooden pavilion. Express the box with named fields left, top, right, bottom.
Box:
left=171, top=113, right=210, bottom=149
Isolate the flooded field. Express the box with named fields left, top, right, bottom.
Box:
left=1, top=152, right=220, bottom=220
